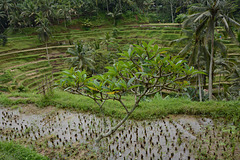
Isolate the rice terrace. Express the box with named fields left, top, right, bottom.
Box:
left=0, top=0, right=239, bottom=160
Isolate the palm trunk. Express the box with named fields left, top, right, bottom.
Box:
left=106, top=0, right=109, bottom=12
left=46, top=43, right=50, bottom=65
left=198, top=58, right=202, bottom=102
left=198, top=74, right=202, bottom=102
left=218, top=73, right=221, bottom=97
left=170, top=2, right=174, bottom=23
left=119, top=0, right=122, bottom=10
left=64, top=16, right=67, bottom=28
left=208, top=19, right=214, bottom=100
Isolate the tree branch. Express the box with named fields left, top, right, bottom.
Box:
left=96, top=88, right=149, bottom=143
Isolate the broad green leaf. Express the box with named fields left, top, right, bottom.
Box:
left=127, top=77, right=135, bottom=86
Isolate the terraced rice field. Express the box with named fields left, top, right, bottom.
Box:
left=0, top=105, right=239, bottom=159
left=0, top=23, right=239, bottom=159
left=0, top=24, right=239, bottom=93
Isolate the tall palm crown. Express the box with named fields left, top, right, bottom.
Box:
left=183, top=0, right=240, bottom=100
left=37, top=18, right=51, bottom=43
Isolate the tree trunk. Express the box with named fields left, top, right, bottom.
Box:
left=198, top=74, right=202, bottom=102
left=64, top=16, right=67, bottom=28
left=119, top=0, right=122, bottom=11
left=170, top=2, right=174, bottom=23
left=208, top=19, right=214, bottom=100
left=106, top=0, right=109, bottom=12
left=96, top=89, right=149, bottom=143
left=46, top=43, right=50, bottom=65
left=218, top=73, right=221, bottom=97
left=198, top=58, right=202, bottom=102
left=96, top=103, right=138, bottom=143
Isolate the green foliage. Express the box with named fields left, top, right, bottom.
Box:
left=112, top=28, right=119, bottom=38
left=36, top=19, right=51, bottom=43
left=17, top=85, right=28, bottom=93
left=0, top=141, right=49, bottom=160
left=0, top=70, right=13, bottom=84
left=175, top=14, right=187, bottom=23
left=238, top=32, right=240, bottom=43
left=0, top=85, right=9, bottom=92
left=0, top=34, right=7, bottom=46
left=82, top=19, right=92, bottom=31
left=59, top=40, right=200, bottom=141
left=183, top=87, right=208, bottom=101
left=60, top=40, right=199, bottom=99
left=65, top=41, right=95, bottom=71
left=148, top=13, right=159, bottom=23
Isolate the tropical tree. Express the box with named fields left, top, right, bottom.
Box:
left=100, top=32, right=115, bottom=51
left=66, top=42, right=95, bottom=71
left=143, top=0, right=154, bottom=16
left=171, top=28, right=228, bottom=101
left=57, top=4, right=73, bottom=28
left=0, top=34, right=7, bottom=46
left=183, top=0, right=240, bottom=100
left=21, top=0, right=38, bottom=27
left=36, top=17, right=51, bottom=64
left=107, top=7, right=122, bottom=26
left=0, top=0, right=11, bottom=15
left=171, top=29, right=205, bottom=101
left=59, top=40, right=200, bottom=142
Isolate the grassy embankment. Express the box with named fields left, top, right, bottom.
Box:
left=0, top=141, right=48, bottom=160
left=0, top=90, right=239, bottom=123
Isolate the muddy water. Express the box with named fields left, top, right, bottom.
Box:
left=0, top=106, right=239, bottom=160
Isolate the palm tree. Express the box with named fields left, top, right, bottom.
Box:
left=0, top=34, right=7, bottom=46
left=100, top=32, right=115, bottom=51
left=0, top=11, right=5, bottom=18
left=0, top=0, right=11, bottom=15
left=66, top=42, right=95, bottom=71
left=36, top=17, right=51, bottom=64
left=21, top=0, right=38, bottom=27
left=171, top=29, right=207, bottom=101
left=183, top=0, right=240, bottom=100
left=57, top=4, right=72, bottom=28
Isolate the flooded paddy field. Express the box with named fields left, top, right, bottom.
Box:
left=0, top=105, right=239, bottom=160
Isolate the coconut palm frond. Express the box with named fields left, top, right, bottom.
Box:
left=183, top=13, right=201, bottom=28
left=194, top=11, right=211, bottom=23
left=178, top=42, right=192, bottom=57
left=189, top=6, right=208, bottom=14
left=170, top=37, right=190, bottom=45
left=214, top=40, right=227, bottom=56
left=66, top=42, right=95, bottom=71
left=195, top=17, right=208, bottom=38
left=226, top=16, right=240, bottom=27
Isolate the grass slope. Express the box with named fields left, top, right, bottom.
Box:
left=0, top=141, right=48, bottom=160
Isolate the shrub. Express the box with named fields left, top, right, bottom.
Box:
left=175, top=14, right=187, bottom=23
left=0, top=34, right=7, bottom=46
left=82, top=19, right=92, bottom=31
